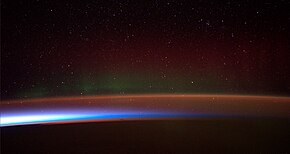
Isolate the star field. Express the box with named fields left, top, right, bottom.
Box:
left=2, top=0, right=290, bottom=99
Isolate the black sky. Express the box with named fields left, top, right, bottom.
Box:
left=1, top=0, right=290, bottom=100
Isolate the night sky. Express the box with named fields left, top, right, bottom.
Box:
left=2, top=0, right=290, bottom=100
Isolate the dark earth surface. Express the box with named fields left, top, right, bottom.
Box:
left=2, top=119, right=290, bottom=153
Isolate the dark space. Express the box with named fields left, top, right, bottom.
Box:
left=2, top=0, right=290, bottom=99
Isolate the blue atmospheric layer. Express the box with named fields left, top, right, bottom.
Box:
left=1, top=109, right=211, bottom=127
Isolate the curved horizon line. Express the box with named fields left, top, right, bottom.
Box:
left=3, top=93, right=290, bottom=104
